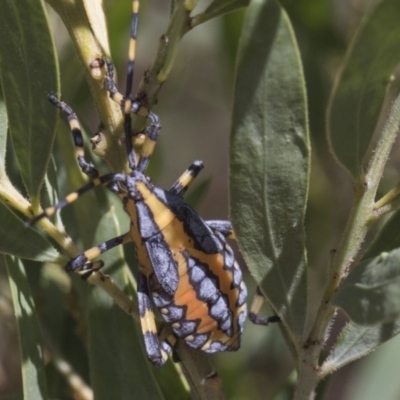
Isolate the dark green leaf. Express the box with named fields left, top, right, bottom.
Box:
left=327, top=0, right=400, bottom=178
left=332, top=249, right=400, bottom=325
left=230, top=0, right=310, bottom=337
left=0, top=200, right=59, bottom=262
left=184, top=178, right=211, bottom=210
left=322, top=320, right=400, bottom=375
left=0, top=0, right=59, bottom=200
left=3, top=255, right=48, bottom=399
left=204, top=0, right=249, bottom=14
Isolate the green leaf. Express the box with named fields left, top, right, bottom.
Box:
left=192, top=0, right=249, bottom=26
left=86, top=209, right=166, bottom=400
left=184, top=178, right=211, bottom=210
left=322, top=320, right=400, bottom=376
left=82, top=0, right=111, bottom=58
left=0, top=0, right=59, bottom=201
left=364, top=211, right=400, bottom=260
left=3, top=255, right=48, bottom=399
left=204, top=0, right=249, bottom=14
left=230, top=0, right=310, bottom=338
left=338, top=331, right=400, bottom=400
left=332, top=249, right=400, bottom=325
left=204, top=0, right=250, bottom=18
left=327, top=0, right=400, bottom=179
left=0, top=200, right=59, bottom=262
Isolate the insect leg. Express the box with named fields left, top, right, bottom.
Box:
left=135, top=117, right=161, bottom=173
left=137, top=272, right=171, bottom=367
left=125, top=0, right=139, bottom=97
left=104, top=1, right=160, bottom=172
left=122, top=0, right=140, bottom=170
left=169, top=160, right=204, bottom=196
left=104, top=0, right=139, bottom=104
left=27, top=173, right=127, bottom=226
left=48, top=93, right=99, bottom=179
left=105, top=67, right=161, bottom=173
left=249, top=286, right=281, bottom=326
left=65, top=232, right=132, bottom=274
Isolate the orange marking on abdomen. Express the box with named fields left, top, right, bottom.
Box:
left=186, top=302, right=208, bottom=320
left=196, top=317, right=217, bottom=334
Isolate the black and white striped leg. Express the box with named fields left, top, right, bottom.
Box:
left=27, top=173, right=128, bottom=226
left=169, top=160, right=204, bottom=196
left=105, top=64, right=161, bottom=173
left=135, top=115, right=161, bottom=173
left=125, top=0, right=139, bottom=98
left=249, top=286, right=281, bottom=326
left=137, top=272, right=172, bottom=367
left=104, top=62, right=161, bottom=173
left=103, top=1, right=161, bottom=173
left=65, top=232, right=132, bottom=274
left=47, top=93, right=99, bottom=179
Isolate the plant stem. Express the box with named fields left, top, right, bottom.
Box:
left=295, top=92, right=400, bottom=399
left=294, top=345, right=320, bottom=400
left=374, top=180, right=400, bottom=209
left=46, top=0, right=126, bottom=172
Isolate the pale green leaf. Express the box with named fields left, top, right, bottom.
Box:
left=3, top=255, right=48, bottom=399
left=82, top=0, right=111, bottom=58
left=0, top=201, right=59, bottom=262
left=332, top=249, right=400, bottom=325
left=341, top=332, right=400, bottom=400
left=0, top=0, right=59, bottom=200
left=327, top=0, right=400, bottom=178
left=322, top=320, right=400, bottom=376
left=230, top=0, right=310, bottom=338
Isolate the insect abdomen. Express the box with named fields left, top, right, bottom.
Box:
left=129, top=180, right=247, bottom=352
left=149, top=221, right=247, bottom=352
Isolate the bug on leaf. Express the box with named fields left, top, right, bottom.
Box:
left=28, top=0, right=278, bottom=368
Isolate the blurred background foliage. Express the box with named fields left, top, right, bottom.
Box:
left=2, top=0, right=400, bottom=399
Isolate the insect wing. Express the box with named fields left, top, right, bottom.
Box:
left=154, top=187, right=223, bottom=254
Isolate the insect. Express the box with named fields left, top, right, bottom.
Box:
left=27, top=0, right=255, bottom=367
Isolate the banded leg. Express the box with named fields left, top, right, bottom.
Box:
left=105, top=59, right=161, bottom=173
left=27, top=173, right=128, bottom=226
left=249, top=287, right=281, bottom=326
left=126, top=0, right=139, bottom=99
left=169, top=160, right=204, bottom=196
left=48, top=94, right=99, bottom=179
left=137, top=272, right=173, bottom=367
left=105, top=67, right=161, bottom=173
left=65, top=232, right=132, bottom=274
left=104, top=1, right=161, bottom=172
